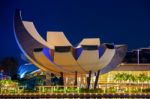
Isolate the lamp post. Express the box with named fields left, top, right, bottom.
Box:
left=137, top=49, right=140, bottom=64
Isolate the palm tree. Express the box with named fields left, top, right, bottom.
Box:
left=138, top=73, right=147, bottom=82
left=114, top=73, right=122, bottom=83
left=127, top=74, right=136, bottom=82
left=137, top=73, right=148, bottom=92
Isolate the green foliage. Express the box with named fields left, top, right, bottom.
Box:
left=138, top=73, right=148, bottom=82
left=0, top=79, right=20, bottom=93
left=0, top=79, right=18, bottom=86
left=106, top=87, right=117, bottom=93
left=114, top=73, right=129, bottom=82
left=66, top=87, right=78, bottom=93
left=124, top=88, right=141, bottom=93
left=114, top=73, right=150, bottom=82
left=54, top=88, right=65, bottom=93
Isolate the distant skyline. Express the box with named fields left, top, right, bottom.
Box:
left=1, top=0, right=150, bottom=61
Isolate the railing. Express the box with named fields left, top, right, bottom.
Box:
left=1, top=83, right=150, bottom=94
left=96, top=82, right=150, bottom=93
left=36, top=85, right=80, bottom=93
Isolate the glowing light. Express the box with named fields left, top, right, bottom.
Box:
left=18, top=63, right=38, bottom=78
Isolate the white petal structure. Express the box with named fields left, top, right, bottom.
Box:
left=23, top=21, right=53, bottom=49
left=14, top=10, right=127, bottom=76
left=47, top=31, right=72, bottom=47
left=77, top=38, right=100, bottom=48
left=54, top=51, right=86, bottom=73
left=93, top=48, right=116, bottom=72
left=14, top=10, right=68, bottom=75
left=101, top=45, right=127, bottom=74
left=33, top=50, right=63, bottom=74
left=77, top=50, right=99, bottom=72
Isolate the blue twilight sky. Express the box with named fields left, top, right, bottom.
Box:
left=1, top=0, right=150, bottom=61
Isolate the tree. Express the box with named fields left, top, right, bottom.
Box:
left=138, top=73, right=148, bottom=82
left=0, top=57, right=18, bottom=79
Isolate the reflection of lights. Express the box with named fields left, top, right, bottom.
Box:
left=43, top=47, right=53, bottom=62
left=24, top=63, right=32, bottom=65
left=20, top=72, right=26, bottom=78
left=18, top=63, right=38, bottom=78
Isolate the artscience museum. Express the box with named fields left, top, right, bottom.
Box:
left=14, top=10, right=127, bottom=89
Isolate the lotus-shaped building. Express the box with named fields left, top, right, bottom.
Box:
left=14, top=10, right=127, bottom=89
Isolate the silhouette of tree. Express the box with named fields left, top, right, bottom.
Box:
left=0, top=57, right=18, bottom=79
